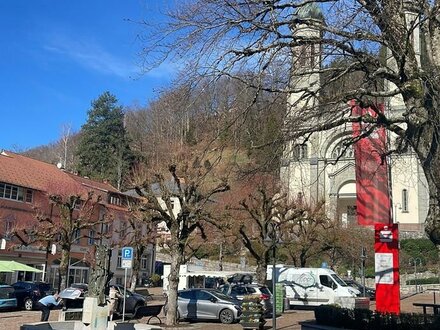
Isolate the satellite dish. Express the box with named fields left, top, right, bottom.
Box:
left=57, top=162, right=63, bottom=169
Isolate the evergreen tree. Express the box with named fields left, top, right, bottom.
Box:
left=76, top=91, right=134, bottom=189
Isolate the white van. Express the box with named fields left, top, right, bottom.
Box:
left=267, top=266, right=360, bottom=309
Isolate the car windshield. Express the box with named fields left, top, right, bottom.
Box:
left=210, top=290, right=235, bottom=301
left=331, top=274, right=348, bottom=287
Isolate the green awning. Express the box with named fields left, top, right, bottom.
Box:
left=0, top=260, right=43, bottom=273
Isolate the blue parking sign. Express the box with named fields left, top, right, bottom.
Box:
left=122, top=247, right=133, bottom=260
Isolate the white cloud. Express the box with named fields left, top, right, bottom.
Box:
left=43, top=35, right=138, bottom=79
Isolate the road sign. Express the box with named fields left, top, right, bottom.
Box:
left=121, top=247, right=133, bottom=269
left=121, top=259, right=132, bottom=269
left=122, top=247, right=133, bottom=260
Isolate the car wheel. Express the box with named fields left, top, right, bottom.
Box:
left=24, top=298, right=33, bottom=311
left=219, top=308, right=234, bottom=324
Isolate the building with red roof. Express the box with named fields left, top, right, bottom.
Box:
left=0, top=150, right=156, bottom=288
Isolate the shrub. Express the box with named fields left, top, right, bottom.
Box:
left=314, top=305, right=440, bottom=330
left=149, top=273, right=161, bottom=286
left=406, top=277, right=440, bottom=285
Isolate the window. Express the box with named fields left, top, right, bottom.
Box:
left=3, top=217, right=14, bottom=239
left=117, top=250, right=122, bottom=268
left=347, top=206, right=357, bottom=224
left=25, top=189, right=33, bottom=203
left=293, top=144, right=308, bottom=160
left=319, top=275, right=336, bottom=290
left=331, top=141, right=354, bottom=159
left=74, top=199, right=82, bottom=210
left=140, top=255, right=149, bottom=270
left=310, top=44, right=315, bottom=67
left=0, top=182, right=33, bottom=203
left=73, top=229, right=81, bottom=244
left=195, top=290, right=212, bottom=301
left=119, top=222, right=127, bottom=239
left=88, top=230, right=95, bottom=245
left=402, top=189, right=409, bottom=212
left=109, top=194, right=122, bottom=206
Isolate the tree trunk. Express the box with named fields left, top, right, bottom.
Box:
left=59, top=249, right=70, bottom=291
left=255, top=261, right=268, bottom=285
left=166, top=248, right=183, bottom=326
left=130, top=272, right=138, bottom=293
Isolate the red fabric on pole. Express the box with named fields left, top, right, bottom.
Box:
left=352, top=103, right=392, bottom=225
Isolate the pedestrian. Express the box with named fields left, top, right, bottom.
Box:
left=36, top=293, right=62, bottom=322
left=108, top=286, right=122, bottom=321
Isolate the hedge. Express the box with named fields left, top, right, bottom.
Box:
left=314, top=305, right=440, bottom=330
left=406, top=277, right=440, bottom=285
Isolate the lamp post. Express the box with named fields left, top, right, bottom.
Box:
left=264, top=222, right=281, bottom=330
left=360, top=247, right=367, bottom=297
left=409, top=257, right=422, bottom=293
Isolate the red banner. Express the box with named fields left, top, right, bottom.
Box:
left=352, top=103, right=392, bottom=225
left=375, top=223, right=400, bottom=314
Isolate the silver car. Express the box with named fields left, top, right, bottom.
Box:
left=165, top=288, right=242, bottom=324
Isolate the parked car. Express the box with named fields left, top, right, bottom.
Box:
left=0, top=285, right=17, bottom=311
left=219, top=283, right=273, bottom=317
left=60, top=283, right=147, bottom=316
left=12, top=281, right=54, bottom=310
left=59, top=283, right=88, bottom=309
left=165, top=288, right=242, bottom=324
left=112, top=284, right=147, bottom=316
left=344, top=279, right=376, bottom=300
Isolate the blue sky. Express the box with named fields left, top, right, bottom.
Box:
left=1, top=0, right=175, bottom=151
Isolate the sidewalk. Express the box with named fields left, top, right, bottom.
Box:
left=1, top=290, right=438, bottom=330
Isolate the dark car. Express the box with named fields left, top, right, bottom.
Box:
left=12, top=281, right=54, bottom=310
left=0, top=285, right=17, bottom=311
left=219, top=283, right=273, bottom=317
left=344, top=279, right=376, bottom=300
left=112, top=284, right=147, bottom=316
left=59, top=283, right=147, bottom=316
left=165, top=288, right=242, bottom=324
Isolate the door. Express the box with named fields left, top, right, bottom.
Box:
left=178, top=290, right=196, bottom=319
left=195, top=290, right=218, bottom=319
left=316, top=275, right=336, bottom=304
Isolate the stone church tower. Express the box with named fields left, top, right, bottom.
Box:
left=280, top=2, right=428, bottom=233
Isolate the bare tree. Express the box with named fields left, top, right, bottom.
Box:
left=141, top=0, right=440, bottom=244
left=281, top=201, right=334, bottom=267
left=131, top=160, right=229, bottom=326
left=13, top=188, right=108, bottom=290
left=122, top=203, right=158, bottom=292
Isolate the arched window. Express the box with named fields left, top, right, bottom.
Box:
left=331, top=141, right=354, bottom=159
left=402, top=189, right=409, bottom=212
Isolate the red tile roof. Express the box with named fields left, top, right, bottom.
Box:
left=0, top=150, right=119, bottom=197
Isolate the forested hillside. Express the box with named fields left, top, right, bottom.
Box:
left=24, top=77, right=286, bottom=189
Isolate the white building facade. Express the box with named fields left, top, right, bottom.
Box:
left=280, top=3, right=429, bottom=234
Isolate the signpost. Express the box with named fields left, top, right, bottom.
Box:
left=121, top=247, right=133, bottom=321
left=375, top=224, right=400, bottom=314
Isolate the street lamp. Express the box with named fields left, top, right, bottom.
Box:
left=264, top=222, right=281, bottom=330
left=360, top=247, right=367, bottom=297
left=409, top=257, right=422, bottom=293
